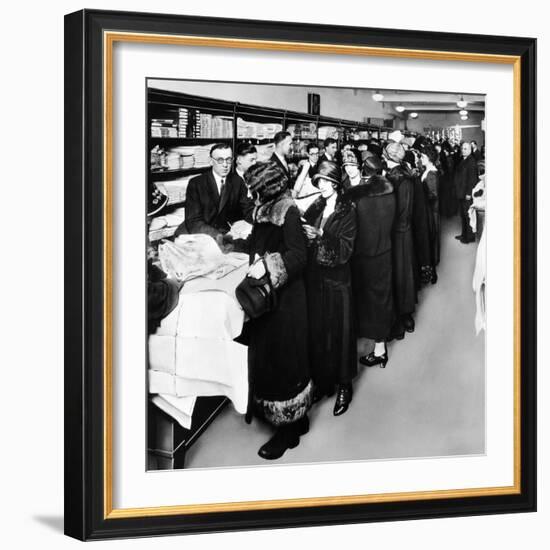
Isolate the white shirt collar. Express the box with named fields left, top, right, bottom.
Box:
left=212, top=170, right=226, bottom=193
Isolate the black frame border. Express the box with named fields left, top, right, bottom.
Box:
left=64, top=9, right=537, bottom=541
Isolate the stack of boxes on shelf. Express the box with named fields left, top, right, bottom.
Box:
left=178, top=108, right=188, bottom=138
left=193, top=111, right=233, bottom=139
left=237, top=117, right=282, bottom=139
left=151, top=118, right=179, bottom=138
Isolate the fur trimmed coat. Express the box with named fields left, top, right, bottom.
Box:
left=244, top=191, right=312, bottom=426
left=303, top=195, right=358, bottom=395
left=346, top=175, right=396, bottom=341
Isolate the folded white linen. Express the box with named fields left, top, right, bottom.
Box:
left=148, top=265, right=249, bottom=421
left=150, top=394, right=196, bottom=429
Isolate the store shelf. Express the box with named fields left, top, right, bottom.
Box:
left=151, top=166, right=208, bottom=179
left=150, top=137, right=232, bottom=145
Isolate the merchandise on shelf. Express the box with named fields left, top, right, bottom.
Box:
left=192, top=111, right=233, bottom=139
left=154, top=178, right=192, bottom=206
left=151, top=144, right=221, bottom=172
left=318, top=125, right=339, bottom=140
left=236, top=117, right=282, bottom=139
left=151, top=118, right=178, bottom=138
left=286, top=122, right=317, bottom=140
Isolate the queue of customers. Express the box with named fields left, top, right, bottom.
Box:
left=169, top=130, right=484, bottom=460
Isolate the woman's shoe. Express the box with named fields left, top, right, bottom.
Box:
left=402, top=314, right=415, bottom=333
left=359, top=349, right=388, bottom=368
left=333, top=385, right=353, bottom=416
left=258, top=425, right=299, bottom=460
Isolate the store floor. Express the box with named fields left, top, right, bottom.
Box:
left=185, top=216, right=485, bottom=469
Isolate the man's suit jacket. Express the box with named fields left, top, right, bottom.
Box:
left=174, top=169, right=253, bottom=238
left=454, top=154, right=478, bottom=200
left=270, top=152, right=290, bottom=177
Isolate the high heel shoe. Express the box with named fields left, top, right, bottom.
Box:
left=333, top=385, right=353, bottom=416
left=359, top=345, right=388, bottom=368
left=402, top=314, right=415, bottom=333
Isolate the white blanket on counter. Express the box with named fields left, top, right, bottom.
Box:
left=148, top=262, right=249, bottom=428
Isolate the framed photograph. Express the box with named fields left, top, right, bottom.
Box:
left=64, top=9, right=536, bottom=540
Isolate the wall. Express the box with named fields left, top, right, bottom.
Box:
left=149, top=78, right=390, bottom=121
left=406, top=111, right=485, bottom=145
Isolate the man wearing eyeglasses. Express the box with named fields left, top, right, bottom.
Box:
left=175, top=143, right=253, bottom=239
left=291, top=142, right=322, bottom=212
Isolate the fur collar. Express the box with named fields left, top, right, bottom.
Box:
left=344, top=175, right=393, bottom=200
left=253, top=191, right=295, bottom=226
left=303, top=194, right=355, bottom=226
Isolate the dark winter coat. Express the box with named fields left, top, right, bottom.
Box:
left=439, top=150, right=458, bottom=218
left=245, top=192, right=312, bottom=426
left=454, top=154, right=478, bottom=199
left=423, top=169, right=441, bottom=266
left=345, top=175, right=396, bottom=341
left=303, top=195, right=358, bottom=395
left=386, top=164, right=417, bottom=316
left=411, top=170, right=433, bottom=284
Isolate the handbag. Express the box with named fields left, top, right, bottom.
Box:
left=235, top=259, right=277, bottom=319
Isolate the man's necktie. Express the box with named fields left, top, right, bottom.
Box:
left=219, top=177, right=225, bottom=199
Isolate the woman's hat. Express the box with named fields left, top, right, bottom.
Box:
left=245, top=161, right=289, bottom=201
left=312, top=160, right=342, bottom=186
left=361, top=154, right=384, bottom=177
left=341, top=149, right=360, bottom=166
left=383, top=141, right=406, bottom=163
left=388, top=130, right=404, bottom=143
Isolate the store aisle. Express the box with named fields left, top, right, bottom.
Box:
left=185, top=216, right=485, bottom=469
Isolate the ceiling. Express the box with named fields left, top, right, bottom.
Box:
left=370, top=90, right=485, bottom=115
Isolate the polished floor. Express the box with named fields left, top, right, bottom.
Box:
left=185, top=216, right=485, bottom=469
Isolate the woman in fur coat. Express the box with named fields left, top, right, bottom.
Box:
left=302, top=159, right=358, bottom=417
left=347, top=155, right=396, bottom=368
left=244, top=161, right=312, bottom=460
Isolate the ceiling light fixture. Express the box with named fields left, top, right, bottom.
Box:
left=409, top=112, right=418, bottom=119
left=395, top=104, right=405, bottom=113
left=459, top=109, right=468, bottom=116
left=457, top=96, right=468, bottom=108
left=372, top=90, right=384, bottom=102
left=460, top=115, right=468, bottom=121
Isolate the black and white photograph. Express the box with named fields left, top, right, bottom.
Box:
left=146, top=79, right=487, bottom=470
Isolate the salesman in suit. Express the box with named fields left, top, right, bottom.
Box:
left=320, top=137, right=338, bottom=163
left=234, top=142, right=258, bottom=198
left=270, top=131, right=293, bottom=181
left=174, top=143, right=253, bottom=239
left=454, top=141, right=479, bottom=244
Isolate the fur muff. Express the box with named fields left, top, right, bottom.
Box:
left=264, top=252, right=288, bottom=289
left=253, top=380, right=313, bottom=426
